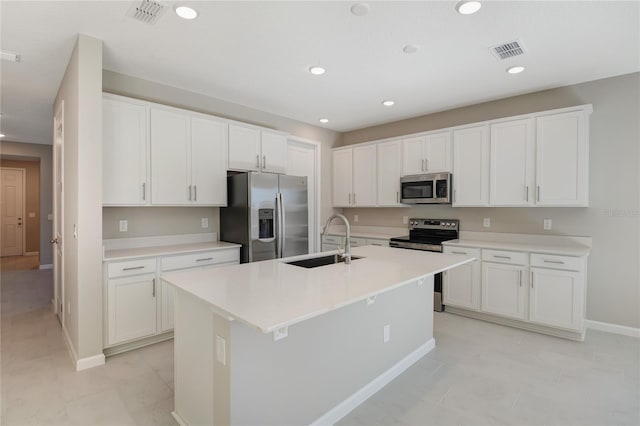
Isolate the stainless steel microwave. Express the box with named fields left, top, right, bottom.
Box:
left=400, top=173, right=452, bottom=204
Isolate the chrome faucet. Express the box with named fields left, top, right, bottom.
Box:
left=322, top=213, right=352, bottom=264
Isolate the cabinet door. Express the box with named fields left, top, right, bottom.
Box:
left=103, top=98, right=149, bottom=205
left=536, top=110, right=589, bottom=206
left=481, top=262, right=526, bottom=320
left=150, top=108, right=191, bottom=205
left=490, top=119, right=534, bottom=206
left=107, top=274, right=157, bottom=345
left=352, top=145, right=377, bottom=206
left=453, top=126, right=489, bottom=206
left=377, top=140, right=402, bottom=206
left=261, top=131, right=287, bottom=173
left=530, top=267, right=583, bottom=331
left=424, top=131, right=451, bottom=173
left=228, top=124, right=261, bottom=171
left=191, top=117, right=228, bottom=206
left=443, top=247, right=481, bottom=310
left=332, top=149, right=353, bottom=207
left=402, top=136, right=425, bottom=175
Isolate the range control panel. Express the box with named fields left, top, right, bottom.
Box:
left=408, top=218, right=459, bottom=230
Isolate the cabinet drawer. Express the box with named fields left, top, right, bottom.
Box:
left=443, top=246, right=481, bottom=260
left=161, top=249, right=239, bottom=271
left=322, top=235, right=343, bottom=245
left=482, top=249, right=528, bottom=265
left=530, top=253, right=584, bottom=271
left=107, top=258, right=157, bottom=278
left=350, top=237, right=368, bottom=247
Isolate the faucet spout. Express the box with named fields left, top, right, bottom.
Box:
left=322, top=213, right=352, bottom=264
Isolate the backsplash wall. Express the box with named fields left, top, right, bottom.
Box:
left=103, top=207, right=219, bottom=239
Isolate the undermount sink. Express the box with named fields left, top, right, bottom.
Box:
left=286, top=254, right=363, bottom=269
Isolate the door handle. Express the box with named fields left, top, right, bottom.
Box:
left=263, top=155, right=266, bottom=169
left=519, top=270, right=522, bottom=287
left=194, top=185, right=197, bottom=201
left=537, top=185, right=540, bottom=202
left=531, top=271, right=534, bottom=288
left=142, top=183, right=146, bottom=201
left=353, top=193, right=356, bottom=204
left=152, top=278, right=156, bottom=297
left=123, top=266, right=145, bottom=271
left=425, top=158, right=429, bottom=171
left=525, top=186, right=529, bottom=202
left=188, top=185, right=192, bottom=201
left=50, top=238, right=59, bottom=244
left=421, top=159, right=425, bottom=172
left=256, top=155, right=260, bottom=169
left=396, top=191, right=399, bottom=203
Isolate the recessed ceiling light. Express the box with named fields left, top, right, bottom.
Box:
left=309, top=66, right=326, bottom=75
left=382, top=100, right=395, bottom=107
left=319, top=118, right=329, bottom=124
left=350, top=3, right=370, bottom=16
left=506, top=65, right=525, bottom=74
left=175, top=6, right=198, bottom=20
left=0, top=50, right=21, bottom=62
left=403, top=44, right=420, bottom=54
left=455, top=1, right=482, bottom=15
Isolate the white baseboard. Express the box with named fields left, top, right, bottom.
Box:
left=24, top=251, right=39, bottom=256
left=39, top=264, right=53, bottom=270
left=311, top=338, right=436, bottom=426
left=586, top=320, right=640, bottom=338
left=62, top=325, right=106, bottom=370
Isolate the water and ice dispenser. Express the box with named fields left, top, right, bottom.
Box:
left=258, top=209, right=274, bottom=239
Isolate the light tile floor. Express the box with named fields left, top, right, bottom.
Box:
left=1, top=267, right=638, bottom=425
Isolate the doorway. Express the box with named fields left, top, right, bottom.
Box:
left=0, top=167, right=25, bottom=258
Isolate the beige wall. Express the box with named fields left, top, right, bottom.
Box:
left=0, top=159, right=39, bottom=253
left=0, top=141, right=53, bottom=265
left=340, top=72, right=640, bottom=329
left=102, top=70, right=341, bottom=239
left=54, top=34, right=104, bottom=361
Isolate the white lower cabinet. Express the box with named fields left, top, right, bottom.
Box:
left=481, top=262, right=527, bottom=320
left=105, top=247, right=239, bottom=349
left=107, top=272, right=157, bottom=346
left=443, top=246, right=481, bottom=310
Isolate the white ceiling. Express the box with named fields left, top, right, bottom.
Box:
left=1, top=1, right=639, bottom=145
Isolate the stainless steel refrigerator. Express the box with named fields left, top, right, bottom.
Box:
left=220, top=172, right=308, bottom=263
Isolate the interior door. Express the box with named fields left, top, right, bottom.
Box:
left=53, top=102, right=65, bottom=324
left=0, top=168, right=24, bottom=257
left=279, top=174, right=308, bottom=258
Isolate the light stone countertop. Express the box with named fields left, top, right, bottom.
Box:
left=103, top=241, right=241, bottom=262
left=162, top=245, right=474, bottom=334
left=442, top=239, right=590, bottom=256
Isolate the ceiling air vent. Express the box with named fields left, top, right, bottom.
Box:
left=127, top=0, right=166, bottom=25
left=490, top=40, right=525, bottom=60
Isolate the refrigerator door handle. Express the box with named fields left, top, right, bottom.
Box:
left=279, top=192, right=286, bottom=257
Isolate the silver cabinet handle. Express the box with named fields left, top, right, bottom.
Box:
left=194, top=185, right=197, bottom=201
left=537, top=185, right=540, bottom=202
left=196, top=257, right=213, bottom=262
left=353, top=193, right=356, bottom=204
left=451, top=251, right=468, bottom=255
left=425, top=158, right=429, bottom=171
left=543, top=259, right=565, bottom=264
left=396, top=191, right=399, bottom=203
left=494, top=255, right=511, bottom=259
left=256, top=155, right=260, bottom=168
left=142, top=183, right=146, bottom=201
left=123, top=266, right=145, bottom=271
left=421, top=159, right=425, bottom=172
left=525, top=186, right=528, bottom=202
left=453, top=189, right=456, bottom=203
left=263, top=155, right=266, bottom=169
left=188, top=185, right=192, bottom=201
left=519, top=270, right=522, bottom=287
left=348, top=193, right=351, bottom=204
left=152, top=278, right=156, bottom=297
left=531, top=271, right=534, bottom=288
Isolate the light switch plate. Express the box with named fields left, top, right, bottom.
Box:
left=383, top=325, right=390, bottom=343
left=353, top=215, right=359, bottom=223
left=216, top=335, right=226, bottom=365
left=544, top=219, right=552, bottom=230
left=119, top=220, right=128, bottom=232
left=483, top=217, right=491, bottom=228
left=201, top=218, right=209, bottom=228
left=402, top=216, right=408, bottom=225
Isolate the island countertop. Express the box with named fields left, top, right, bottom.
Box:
left=162, top=245, right=474, bottom=334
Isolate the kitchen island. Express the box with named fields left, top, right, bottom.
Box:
left=162, top=245, right=473, bottom=426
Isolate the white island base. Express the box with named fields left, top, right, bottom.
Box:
left=171, top=276, right=434, bottom=425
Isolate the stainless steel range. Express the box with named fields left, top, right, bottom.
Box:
left=389, top=219, right=459, bottom=311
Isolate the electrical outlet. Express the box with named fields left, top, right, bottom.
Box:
left=383, top=325, right=390, bottom=343
left=402, top=216, right=409, bottom=225
left=353, top=214, right=359, bottom=223
left=544, top=219, right=552, bottom=230
left=119, top=220, right=128, bottom=232
left=216, top=335, right=226, bottom=365
left=201, top=218, right=209, bottom=228
left=483, top=217, right=491, bottom=228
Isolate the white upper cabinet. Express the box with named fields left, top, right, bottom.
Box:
left=535, top=110, right=589, bottom=206
left=402, top=131, right=451, bottom=175
left=332, top=149, right=353, bottom=207
left=150, top=108, right=228, bottom=206
left=191, top=117, right=228, bottom=206
left=489, top=118, right=535, bottom=206
left=332, top=145, right=376, bottom=207
left=228, top=124, right=288, bottom=173
left=453, top=125, right=490, bottom=206
left=377, top=140, right=402, bottom=206
left=103, top=96, right=150, bottom=205
left=150, top=108, right=191, bottom=205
